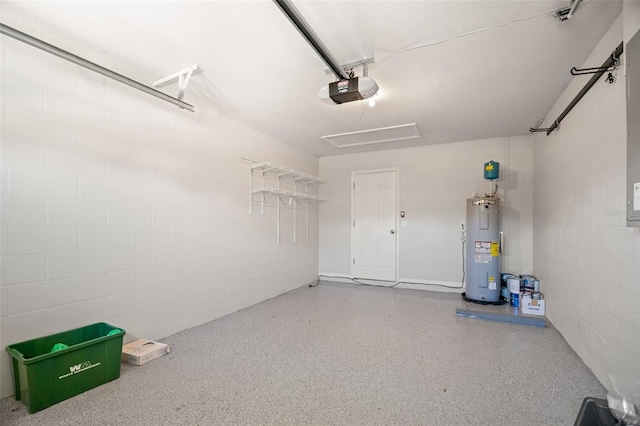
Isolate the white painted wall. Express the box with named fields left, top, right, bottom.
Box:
left=533, top=14, right=640, bottom=387
left=624, top=0, right=640, bottom=43
left=0, top=37, right=319, bottom=398
left=319, top=136, right=534, bottom=289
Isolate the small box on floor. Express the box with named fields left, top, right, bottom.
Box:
left=122, top=339, right=170, bottom=365
left=520, top=293, right=546, bottom=316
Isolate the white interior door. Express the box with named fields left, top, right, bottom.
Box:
left=352, top=170, right=397, bottom=281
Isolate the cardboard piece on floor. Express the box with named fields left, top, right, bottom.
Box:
left=122, top=339, right=170, bottom=365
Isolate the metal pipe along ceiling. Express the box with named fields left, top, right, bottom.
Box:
left=0, top=23, right=195, bottom=112
left=272, top=0, right=348, bottom=81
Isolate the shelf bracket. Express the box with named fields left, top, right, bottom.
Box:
left=152, top=65, right=198, bottom=101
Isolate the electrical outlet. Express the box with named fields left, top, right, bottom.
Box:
left=459, top=220, right=465, bottom=229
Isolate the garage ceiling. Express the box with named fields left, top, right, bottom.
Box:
left=0, top=1, right=622, bottom=157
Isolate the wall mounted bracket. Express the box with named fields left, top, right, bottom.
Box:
left=324, top=58, right=375, bottom=78
left=553, top=0, right=582, bottom=21
left=570, top=53, right=619, bottom=75
left=152, top=65, right=199, bottom=101
left=529, top=120, right=559, bottom=133
left=530, top=42, right=623, bottom=135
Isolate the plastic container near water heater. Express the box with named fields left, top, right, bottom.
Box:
left=508, top=277, right=521, bottom=307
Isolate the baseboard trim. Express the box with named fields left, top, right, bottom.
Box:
left=318, top=272, right=464, bottom=294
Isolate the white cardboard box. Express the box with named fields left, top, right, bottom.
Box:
left=122, top=339, right=170, bottom=365
left=520, top=294, right=546, bottom=316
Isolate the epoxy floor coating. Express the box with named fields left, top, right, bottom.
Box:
left=1, top=281, right=606, bottom=425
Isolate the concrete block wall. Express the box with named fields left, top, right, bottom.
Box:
left=533, top=14, right=640, bottom=386
left=0, top=37, right=319, bottom=398
left=319, top=136, right=534, bottom=288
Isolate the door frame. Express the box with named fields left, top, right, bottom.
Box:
left=350, top=167, right=400, bottom=282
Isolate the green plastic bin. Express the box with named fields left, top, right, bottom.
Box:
left=5, top=322, right=125, bottom=413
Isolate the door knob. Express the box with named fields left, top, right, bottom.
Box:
left=390, top=230, right=395, bottom=234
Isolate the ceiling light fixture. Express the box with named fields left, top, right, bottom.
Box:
left=368, top=92, right=380, bottom=107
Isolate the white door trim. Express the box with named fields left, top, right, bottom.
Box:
left=350, top=167, right=400, bottom=282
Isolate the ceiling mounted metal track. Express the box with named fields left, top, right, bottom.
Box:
left=324, top=58, right=374, bottom=76
left=0, top=23, right=195, bottom=112
left=273, top=0, right=348, bottom=81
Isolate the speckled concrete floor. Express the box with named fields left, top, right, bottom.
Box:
left=1, top=281, right=606, bottom=425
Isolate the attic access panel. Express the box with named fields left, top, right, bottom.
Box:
left=322, top=123, right=421, bottom=148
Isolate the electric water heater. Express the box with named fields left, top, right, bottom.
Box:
left=465, top=196, right=501, bottom=302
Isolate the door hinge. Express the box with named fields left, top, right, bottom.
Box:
left=353, top=182, right=355, bottom=189
left=353, top=258, right=355, bottom=265
left=353, top=220, right=355, bottom=227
